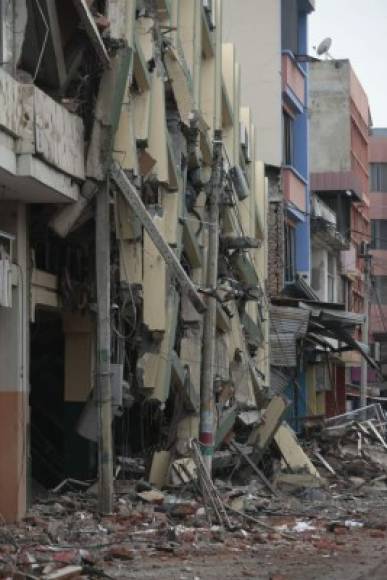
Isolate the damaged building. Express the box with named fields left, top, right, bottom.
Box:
left=0, top=0, right=269, bottom=521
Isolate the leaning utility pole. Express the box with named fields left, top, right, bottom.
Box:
left=360, top=244, right=371, bottom=409
left=200, top=129, right=223, bottom=474
left=96, top=184, right=114, bottom=514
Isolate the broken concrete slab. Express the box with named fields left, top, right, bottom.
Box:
left=248, top=396, right=289, bottom=460
left=137, top=489, right=165, bottom=504
left=274, top=473, right=325, bottom=492
left=43, top=566, right=83, bottom=580
left=274, top=423, right=320, bottom=478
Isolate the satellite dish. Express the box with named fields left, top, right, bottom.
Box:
left=316, top=37, right=332, bottom=58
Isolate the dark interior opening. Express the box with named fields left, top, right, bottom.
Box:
left=30, top=309, right=65, bottom=488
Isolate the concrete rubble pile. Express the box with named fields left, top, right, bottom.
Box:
left=305, top=403, right=387, bottom=495
left=4, top=401, right=387, bottom=578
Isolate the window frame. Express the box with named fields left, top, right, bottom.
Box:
left=283, top=112, right=294, bottom=167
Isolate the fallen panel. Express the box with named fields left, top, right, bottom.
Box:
left=248, top=395, right=289, bottom=459
left=274, top=423, right=320, bottom=477
left=110, top=163, right=206, bottom=314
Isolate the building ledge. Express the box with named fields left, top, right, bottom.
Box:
left=311, top=171, right=363, bottom=202
left=0, top=146, right=79, bottom=203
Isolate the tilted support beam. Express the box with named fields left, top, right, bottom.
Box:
left=72, top=0, right=111, bottom=68
left=110, top=163, right=207, bottom=314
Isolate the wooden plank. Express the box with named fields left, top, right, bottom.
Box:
left=72, top=0, right=110, bottom=68
left=31, top=269, right=58, bottom=290
left=110, top=163, right=206, bottom=314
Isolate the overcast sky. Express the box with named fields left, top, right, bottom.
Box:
left=309, top=0, right=387, bottom=127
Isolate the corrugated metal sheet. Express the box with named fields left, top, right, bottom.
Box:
left=270, top=306, right=310, bottom=367
left=270, top=333, right=297, bottom=367
left=270, top=368, right=292, bottom=395
left=270, top=305, right=310, bottom=336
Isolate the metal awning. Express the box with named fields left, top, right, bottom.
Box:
left=270, top=299, right=379, bottom=371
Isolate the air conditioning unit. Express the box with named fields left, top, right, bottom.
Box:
left=370, top=342, right=381, bottom=363
left=229, top=165, right=249, bottom=201
left=0, top=230, right=14, bottom=308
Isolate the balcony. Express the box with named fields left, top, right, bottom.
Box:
left=282, top=52, right=305, bottom=112
left=310, top=171, right=363, bottom=202
left=311, top=195, right=349, bottom=251
left=282, top=166, right=307, bottom=213
left=0, top=68, right=84, bottom=203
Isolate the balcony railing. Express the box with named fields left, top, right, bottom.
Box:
left=311, top=195, right=336, bottom=225
left=311, top=195, right=349, bottom=250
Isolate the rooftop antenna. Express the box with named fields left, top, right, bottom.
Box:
left=314, top=37, right=333, bottom=60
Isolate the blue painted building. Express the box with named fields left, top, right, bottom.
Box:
left=281, top=0, right=315, bottom=430
left=281, top=0, right=314, bottom=285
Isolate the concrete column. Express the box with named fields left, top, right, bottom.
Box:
left=0, top=202, right=28, bottom=522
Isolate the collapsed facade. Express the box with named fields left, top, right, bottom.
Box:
left=0, top=0, right=383, bottom=529
left=0, top=0, right=269, bottom=521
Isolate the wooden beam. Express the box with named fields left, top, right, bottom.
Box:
left=110, top=162, right=207, bottom=314
left=72, top=0, right=110, bottom=68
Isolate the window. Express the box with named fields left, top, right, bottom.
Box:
left=370, top=163, right=387, bottom=192
left=283, top=113, right=294, bottom=166
left=371, top=220, right=387, bottom=250
left=285, top=223, right=296, bottom=283
left=341, top=277, right=352, bottom=310
left=327, top=254, right=335, bottom=302
left=372, top=276, right=387, bottom=305
left=315, top=364, right=331, bottom=392
left=281, top=0, right=299, bottom=55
